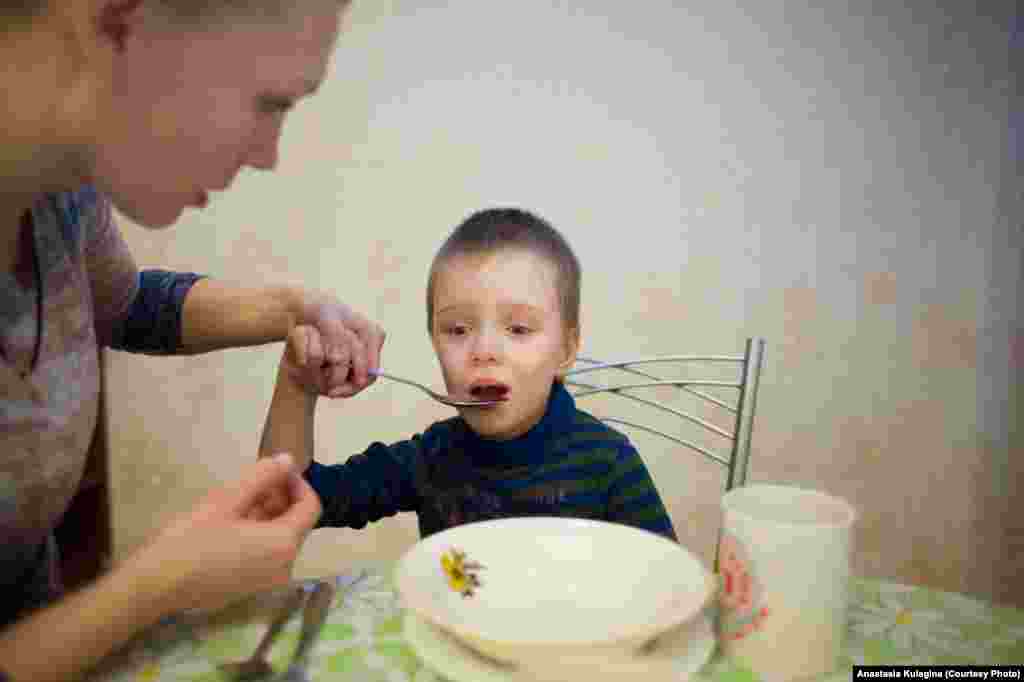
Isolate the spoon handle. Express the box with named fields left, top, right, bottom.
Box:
left=254, top=586, right=307, bottom=658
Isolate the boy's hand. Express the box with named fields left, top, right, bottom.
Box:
left=283, top=324, right=343, bottom=396
left=295, top=292, right=385, bottom=398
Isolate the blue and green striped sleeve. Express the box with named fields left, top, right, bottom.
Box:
left=304, top=433, right=430, bottom=529
left=605, top=439, right=677, bottom=541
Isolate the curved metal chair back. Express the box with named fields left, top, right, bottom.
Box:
left=564, top=337, right=766, bottom=563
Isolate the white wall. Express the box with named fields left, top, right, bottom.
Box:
left=107, top=1, right=1022, bottom=605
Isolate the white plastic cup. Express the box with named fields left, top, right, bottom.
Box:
left=717, top=484, right=856, bottom=681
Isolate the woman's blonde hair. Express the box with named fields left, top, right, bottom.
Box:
left=147, top=0, right=349, bottom=27
left=3, top=0, right=348, bottom=28
left=2, top=0, right=46, bottom=29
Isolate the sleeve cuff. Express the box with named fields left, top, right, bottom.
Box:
left=303, top=461, right=331, bottom=528
left=108, top=270, right=206, bottom=354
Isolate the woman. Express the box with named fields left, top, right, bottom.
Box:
left=0, top=1, right=378, bottom=679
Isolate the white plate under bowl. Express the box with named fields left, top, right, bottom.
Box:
left=394, top=517, right=716, bottom=665
left=405, top=608, right=716, bottom=682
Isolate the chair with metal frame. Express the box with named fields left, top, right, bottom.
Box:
left=563, top=337, right=766, bottom=567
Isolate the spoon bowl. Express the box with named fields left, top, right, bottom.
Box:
left=370, top=369, right=506, bottom=408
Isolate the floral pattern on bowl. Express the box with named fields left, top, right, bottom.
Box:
left=83, top=571, right=1024, bottom=682
left=441, top=548, right=484, bottom=598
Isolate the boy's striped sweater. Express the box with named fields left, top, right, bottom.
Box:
left=305, top=381, right=677, bottom=541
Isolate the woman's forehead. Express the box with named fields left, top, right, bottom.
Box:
left=156, top=10, right=339, bottom=91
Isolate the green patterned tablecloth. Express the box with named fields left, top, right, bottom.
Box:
left=86, top=567, right=1024, bottom=681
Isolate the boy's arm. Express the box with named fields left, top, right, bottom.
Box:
left=258, top=326, right=423, bottom=529
left=260, top=352, right=317, bottom=471
left=606, top=441, right=678, bottom=541
left=257, top=327, right=319, bottom=531
left=303, top=438, right=424, bottom=530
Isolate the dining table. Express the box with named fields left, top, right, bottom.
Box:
left=85, top=563, right=1024, bottom=681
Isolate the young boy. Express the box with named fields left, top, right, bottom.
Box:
left=259, top=208, right=677, bottom=541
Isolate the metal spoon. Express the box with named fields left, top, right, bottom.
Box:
left=276, top=580, right=337, bottom=682
left=370, top=369, right=506, bottom=408
left=218, top=586, right=307, bottom=680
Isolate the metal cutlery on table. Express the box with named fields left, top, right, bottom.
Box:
left=218, top=576, right=352, bottom=681
left=275, top=580, right=337, bottom=682
left=217, top=586, right=308, bottom=680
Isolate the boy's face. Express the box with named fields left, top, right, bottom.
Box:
left=431, top=249, right=579, bottom=440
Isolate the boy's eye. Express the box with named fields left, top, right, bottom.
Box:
left=509, top=325, right=532, bottom=335
left=444, top=325, right=468, bottom=336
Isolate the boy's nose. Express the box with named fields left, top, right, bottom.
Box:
left=470, top=330, right=502, bottom=363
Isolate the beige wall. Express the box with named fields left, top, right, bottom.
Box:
left=105, top=1, right=1023, bottom=607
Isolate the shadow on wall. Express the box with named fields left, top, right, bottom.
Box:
left=973, top=10, right=1023, bottom=608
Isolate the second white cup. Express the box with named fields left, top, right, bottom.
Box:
left=717, top=484, right=856, bottom=681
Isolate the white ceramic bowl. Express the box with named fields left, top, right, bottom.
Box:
left=394, top=517, right=716, bottom=666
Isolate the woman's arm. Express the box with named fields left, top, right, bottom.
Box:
left=180, top=278, right=301, bottom=353
left=0, top=455, right=320, bottom=682
left=181, top=279, right=383, bottom=398
left=0, top=545, right=178, bottom=682
left=83, top=193, right=382, bottom=392
left=86, top=204, right=383, bottom=396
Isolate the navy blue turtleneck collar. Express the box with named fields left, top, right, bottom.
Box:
left=455, top=380, right=576, bottom=469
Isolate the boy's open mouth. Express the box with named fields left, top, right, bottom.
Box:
left=469, top=382, right=510, bottom=401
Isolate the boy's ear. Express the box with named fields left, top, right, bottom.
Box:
left=557, top=327, right=581, bottom=379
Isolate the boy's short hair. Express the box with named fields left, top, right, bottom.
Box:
left=427, top=207, right=581, bottom=333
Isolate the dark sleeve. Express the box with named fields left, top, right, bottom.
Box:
left=606, top=440, right=678, bottom=541
left=107, top=269, right=206, bottom=354
left=303, top=434, right=428, bottom=529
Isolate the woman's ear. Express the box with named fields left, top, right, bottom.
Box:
left=97, top=0, right=145, bottom=52
left=41, top=0, right=133, bottom=145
